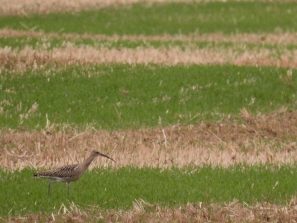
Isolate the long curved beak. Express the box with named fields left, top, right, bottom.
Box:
left=98, top=152, right=115, bottom=162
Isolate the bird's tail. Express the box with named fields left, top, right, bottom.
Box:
left=33, top=172, right=46, bottom=177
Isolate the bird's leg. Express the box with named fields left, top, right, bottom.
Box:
left=48, top=182, right=51, bottom=196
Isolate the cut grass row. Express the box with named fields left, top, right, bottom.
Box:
left=0, top=2, right=297, bottom=34
left=1, top=36, right=297, bottom=51
left=4, top=202, right=297, bottom=223
left=1, top=65, right=296, bottom=130
left=1, top=166, right=297, bottom=216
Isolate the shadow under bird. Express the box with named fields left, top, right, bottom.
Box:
left=33, top=150, right=115, bottom=196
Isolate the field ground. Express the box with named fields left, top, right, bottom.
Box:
left=1, top=110, right=297, bottom=170
left=1, top=2, right=297, bottom=34
left=1, top=65, right=297, bottom=129
left=4, top=201, right=297, bottom=223
left=1, top=166, right=297, bottom=216
left=1, top=0, right=297, bottom=222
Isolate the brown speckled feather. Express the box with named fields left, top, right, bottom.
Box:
left=34, top=164, right=80, bottom=182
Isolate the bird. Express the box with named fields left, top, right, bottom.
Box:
left=33, top=150, right=115, bottom=196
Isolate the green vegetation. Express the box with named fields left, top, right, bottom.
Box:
left=1, top=65, right=296, bottom=129
left=1, top=166, right=297, bottom=216
left=0, top=36, right=154, bottom=49
left=0, top=2, right=297, bottom=34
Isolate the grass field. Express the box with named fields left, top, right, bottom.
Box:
left=1, top=0, right=297, bottom=222
left=1, top=166, right=297, bottom=216
left=0, top=2, right=297, bottom=34
left=1, top=65, right=296, bottom=129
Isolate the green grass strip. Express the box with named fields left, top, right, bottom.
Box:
left=0, top=166, right=297, bottom=216
left=0, top=2, right=297, bottom=34
left=1, top=65, right=297, bottom=130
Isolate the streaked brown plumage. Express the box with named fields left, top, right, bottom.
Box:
left=34, top=150, right=115, bottom=195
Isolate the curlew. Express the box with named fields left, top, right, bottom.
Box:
left=33, top=150, right=115, bottom=196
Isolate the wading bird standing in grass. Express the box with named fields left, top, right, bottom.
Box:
left=33, top=150, right=115, bottom=196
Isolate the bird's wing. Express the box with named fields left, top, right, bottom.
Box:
left=34, top=164, right=79, bottom=180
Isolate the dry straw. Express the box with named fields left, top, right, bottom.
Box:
left=1, top=29, right=297, bottom=45
left=1, top=0, right=293, bottom=16
left=1, top=110, right=297, bottom=170
left=1, top=46, right=297, bottom=72
left=5, top=199, right=297, bottom=223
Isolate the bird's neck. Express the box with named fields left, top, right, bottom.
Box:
left=80, top=154, right=97, bottom=171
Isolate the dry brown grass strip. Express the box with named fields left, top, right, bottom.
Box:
left=1, top=110, right=297, bottom=170
left=0, top=0, right=147, bottom=16
left=1, top=28, right=297, bottom=45
left=5, top=199, right=297, bottom=223
left=0, top=0, right=290, bottom=16
left=1, top=45, right=297, bottom=71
